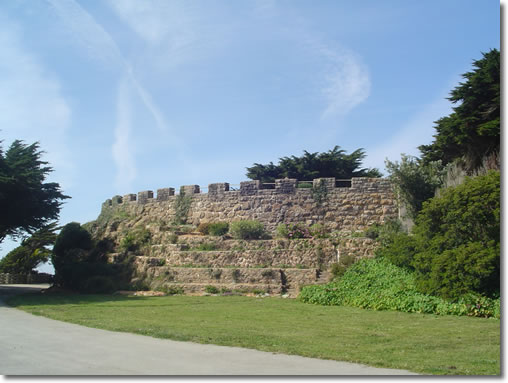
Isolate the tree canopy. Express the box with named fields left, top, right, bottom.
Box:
left=246, top=146, right=382, bottom=183
left=0, top=140, right=69, bottom=243
left=419, top=49, right=500, bottom=171
left=0, top=223, right=58, bottom=274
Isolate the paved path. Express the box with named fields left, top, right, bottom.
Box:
left=0, top=285, right=417, bottom=375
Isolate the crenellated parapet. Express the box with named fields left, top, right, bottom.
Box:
left=100, top=177, right=398, bottom=232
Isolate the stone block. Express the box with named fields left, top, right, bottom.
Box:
left=138, top=190, right=154, bottom=204
left=275, top=178, right=297, bottom=194
left=123, top=194, right=137, bottom=202
left=240, top=180, right=260, bottom=196
left=181, top=185, right=200, bottom=195
left=157, top=188, right=175, bottom=201
left=208, top=183, right=230, bottom=196
left=111, top=195, right=123, bottom=205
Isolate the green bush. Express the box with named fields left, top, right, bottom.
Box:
left=168, top=233, right=178, bottom=244
left=208, top=222, right=229, bottom=236
left=119, top=227, right=151, bottom=253
left=205, top=285, right=220, bottom=294
left=158, top=285, right=184, bottom=295
left=375, top=232, right=419, bottom=270
left=299, top=258, right=499, bottom=318
left=330, top=254, right=355, bottom=279
left=411, top=170, right=500, bottom=299
left=195, top=243, right=218, bottom=251
left=230, top=220, right=266, bottom=240
left=276, top=223, right=311, bottom=239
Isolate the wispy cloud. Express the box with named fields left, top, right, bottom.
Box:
left=112, top=76, right=136, bottom=191
left=46, top=0, right=124, bottom=67
left=0, top=12, right=73, bottom=188
left=314, top=42, right=371, bottom=120
left=46, top=0, right=171, bottom=185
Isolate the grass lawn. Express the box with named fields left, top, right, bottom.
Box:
left=7, top=293, right=500, bottom=375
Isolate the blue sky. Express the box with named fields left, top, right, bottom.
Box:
left=0, top=0, right=500, bottom=271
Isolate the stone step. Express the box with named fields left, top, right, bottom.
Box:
left=141, top=249, right=337, bottom=269
left=151, top=282, right=283, bottom=295
left=144, top=266, right=319, bottom=288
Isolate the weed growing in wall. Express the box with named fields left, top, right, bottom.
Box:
left=173, top=189, right=192, bottom=225
left=311, top=179, right=329, bottom=204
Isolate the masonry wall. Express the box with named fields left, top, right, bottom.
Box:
left=100, top=177, right=398, bottom=233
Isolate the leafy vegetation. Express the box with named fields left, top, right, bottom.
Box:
left=300, top=258, right=500, bottom=319
left=0, top=223, right=58, bottom=273
left=0, top=140, right=69, bottom=243
left=173, top=189, right=192, bottom=225
left=8, top=293, right=500, bottom=375
left=419, top=49, right=500, bottom=172
left=229, top=220, right=266, bottom=240
left=385, top=155, right=447, bottom=218
left=198, top=222, right=230, bottom=236
left=51, top=222, right=134, bottom=292
left=246, top=146, right=381, bottom=183
left=276, top=223, right=311, bottom=239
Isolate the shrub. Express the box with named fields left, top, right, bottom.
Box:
left=411, top=170, right=500, bottom=299
left=330, top=254, right=355, bottom=279
left=299, top=257, right=500, bottom=318
left=205, top=285, right=219, bottom=294
left=168, top=233, right=178, bottom=244
left=231, top=269, right=241, bottom=283
left=375, top=232, right=419, bottom=270
left=309, top=223, right=329, bottom=238
left=276, top=223, right=311, bottom=239
left=158, top=285, right=184, bottom=295
left=197, top=222, right=211, bottom=235
left=119, top=227, right=151, bottom=253
left=229, top=220, right=266, bottom=240
left=208, top=222, right=229, bottom=236
left=196, top=243, right=218, bottom=251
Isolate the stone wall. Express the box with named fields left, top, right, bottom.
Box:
left=0, top=273, right=52, bottom=284
left=100, top=177, right=397, bottom=233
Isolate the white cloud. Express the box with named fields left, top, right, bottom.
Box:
left=47, top=0, right=124, bottom=67
left=317, top=44, right=371, bottom=119
left=46, top=0, right=171, bottom=185
left=0, top=13, right=73, bottom=187
left=112, top=76, right=136, bottom=192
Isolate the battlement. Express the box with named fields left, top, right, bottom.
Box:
left=102, top=177, right=392, bottom=208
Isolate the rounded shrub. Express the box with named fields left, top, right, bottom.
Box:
left=229, top=220, right=266, bottom=240
left=208, top=222, right=229, bottom=236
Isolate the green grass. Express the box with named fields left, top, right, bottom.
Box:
left=7, top=293, right=499, bottom=375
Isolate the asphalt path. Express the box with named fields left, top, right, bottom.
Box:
left=0, top=284, right=418, bottom=376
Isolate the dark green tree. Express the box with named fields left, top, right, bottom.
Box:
left=419, top=49, right=500, bottom=171
left=0, top=140, right=70, bottom=243
left=385, top=155, right=447, bottom=219
left=246, top=146, right=382, bottom=183
left=0, top=223, right=58, bottom=274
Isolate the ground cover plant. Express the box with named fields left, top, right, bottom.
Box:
left=7, top=293, right=499, bottom=375
left=300, top=258, right=500, bottom=319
